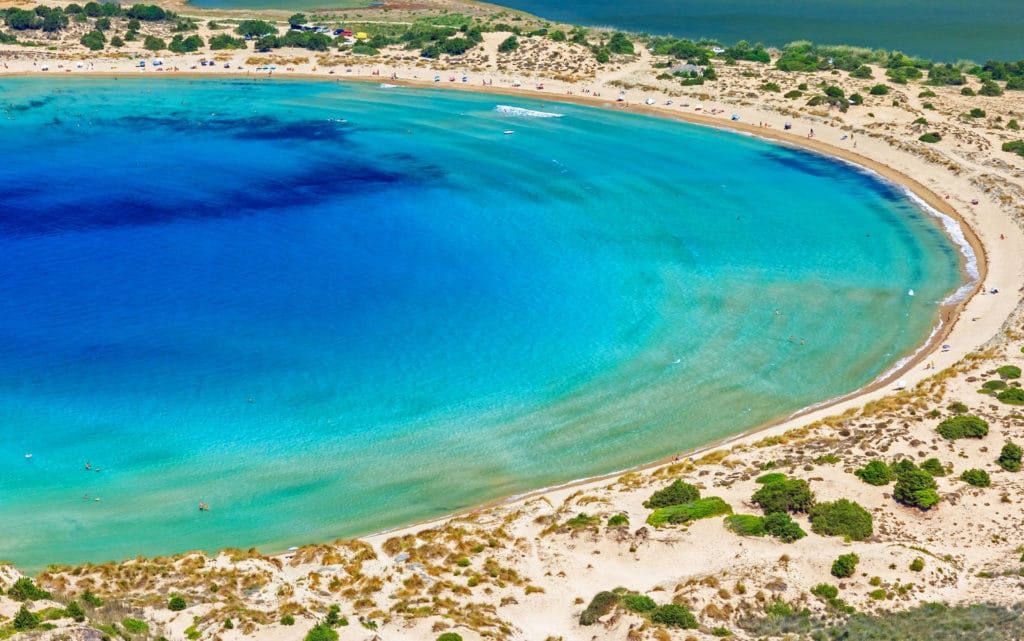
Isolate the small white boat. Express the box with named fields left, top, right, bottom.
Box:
left=503, top=130, right=515, bottom=135
left=25, top=453, right=32, bottom=459
left=908, top=289, right=915, bottom=296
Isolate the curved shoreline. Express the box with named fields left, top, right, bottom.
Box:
left=0, top=69, right=1007, bottom=569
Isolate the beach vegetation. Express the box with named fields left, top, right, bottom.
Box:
left=961, top=86, right=976, bottom=96
left=168, top=34, right=203, bottom=53
left=650, top=603, right=698, bottom=628
left=724, top=514, right=767, bottom=536
left=436, top=634, right=462, bottom=641
left=849, top=65, right=873, bottom=78
left=760, top=82, right=781, bottom=92
left=910, top=557, right=925, bottom=571
left=649, top=36, right=708, bottom=62
left=763, top=512, right=806, bottom=542
left=168, top=595, right=187, bottom=611
left=927, top=63, right=966, bottom=85
left=64, top=600, right=85, bottom=622
left=811, top=583, right=838, bottom=599
left=13, top=604, right=40, bottom=630
left=855, top=460, right=893, bottom=485
left=751, top=478, right=814, bottom=514
left=210, top=34, right=247, bottom=50
left=644, top=479, right=700, bottom=508
left=421, top=36, right=476, bottom=58
left=1008, top=119, right=1020, bottom=130
left=869, top=84, right=890, bottom=95
left=849, top=92, right=863, bottom=104
left=784, top=89, right=803, bottom=99
left=81, top=589, right=103, bottom=607
left=306, top=623, right=339, bottom=641
left=979, top=80, right=1004, bottom=96
left=808, top=499, right=873, bottom=540
left=647, top=497, right=731, bottom=526
left=288, top=12, right=306, bottom=26
left=724, top=39, right=769, bottom=63
left=948, top=400, right=969, bottom=413
left=622, top=594, right=657, bottom=613
left=997, top=365, right=1022, bottom=378
left=918, top=89, right=937, bottom=97
left=547, top=29, right=566, bottom=41
left=93, top=16, right=109, bottom=30
left=961, top=468, right=991, bottom=487
left=236, top=19, right=275, bottom=37
left=7, top=577, right=52, bottom=601
left=143, top=34, right=165, bottom=51
left=565, top=513, right=600, bottom=529
left=126, top=17, right=140, bottom=30
left=936, top=415, right=988, bottom=439
left=968, top=107, right=987, bottom=118
left=5, top=8, right=42, bottom=30
left=497, top=35, right=518, bottom=53
left=122, top=618, right=149, bottom=633
left=126, top=4, right=168, bottom=21
left=831, top=553, right=859, bottom=578
left=1002, top=141, right=1024, bottom=158
left=607, top=513, right=629, bottom=527
left=997, top=441, right=1022, bottom=472
left=920, top=458, right=948, bottom=476
left=282, top=613, right=296, bottom=625
left=893, top=465, right=940, bottom=509
left=922, top=102, right=934, bottom=109
left=580, top=591, right=619, bottom=625
left=980, top=379, right=1006, bottom=392
left=919, top=132, right=941, bottom=142
left=607, top=32, right=634, bottom=55
left=350, top=44, right=380, bottom=55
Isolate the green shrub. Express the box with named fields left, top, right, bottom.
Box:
left=1002, top=140, right=1024, bottom=157
left=960, top=469, right=991, bottom=487
left=580, top=591, right=619, bottom=625
left=607, top=513, right=629, bottom=527
left=764, top=512, right=806, bottom=542
left=982, top=379, right=1008, bottom=391
left=919, top=132, right=941, bottom=143
left=850, top=65, right=872, bottom=78
left=13, top=605, right=40, bottom=630
left=647, top=497, right=732, bottom=526
left=281, top=614, right=296, bottom=625
left=755, top=472, right=787, bottom=485
left=784, top=89, right=803, bottom=99
left=711, top=627, right=732, bottom=637
left=650, top=603, right=698, bottom=628
left=997, top=365, right=1021, bottom=378
left=968, top=107, right=986, bottom=118
left=751, top=478, right=814, bottom=514
left=948, top=401, right=969, bottom=413
left=143, top=34, right=165, bottom=50
left=436, top=634, right=462, bottom=641
left=622, top=594, right=657, bottom=613
left=122, top=618, right=149, bottom=633
left=455, top=557, right=470, bottom=567
left=909, top=557, right=924, bottom=572
left=855, top=460, right=893, bottom=485
left=831, top=553, right=859, bottom=578
left=997, top=441, right=1022, bottom=472
left=918, top=89, right=936, bottom=98
left=996, top=388, right=1024, bottom=405
left=7, top=578, right=52, bottom=601
left=497, top=34, right=518, bottom=53
left=811, top=583, right=839, bottom=599
left=724, top=514, right=767, bottom=536
left=210, top=33, right=247, bottom=49
left=305, top=624, right=338, bottom=641
left=224, top=619, right=234, bottom=629
left=565, top=513, right=600, bottom=529
left=869, top=84, right=889, bottom=95
left=761, top=82, right=781, bottom=92
left=936, top=415, right=988, bottom=439
left=1008, top=119, right=1021, bottom=130
left=979, top=80, right=1003, bottom=96
left=809, top=499, right=873, bottom=541
left=644, top=479, right=700, bottom=508
left=80, top=29, right=105, bottom=50
left=920, top=458, right=947, bottom=476
left=64, top=600, right=85, bottom=622
left=168, top=595, right=187, bottom=611
left=961, top=86, right=976, bottom=96
left=893, top=467, right=940, bottom=509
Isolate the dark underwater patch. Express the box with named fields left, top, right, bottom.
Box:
left=114, top=114, right=352, bottom=143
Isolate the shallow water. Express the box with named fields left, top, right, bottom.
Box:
left=0, top=78, right=962, bottom=570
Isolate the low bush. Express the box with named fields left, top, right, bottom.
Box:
left=305, top=624, right=338, bottom=641
left=168, top=595, right=187, bottom=611
left=751, top=478, right=814, bottom=514
left=809, top=499, right=873, bottom=541
left=647, top=497, right=732, bottom=526
left=622, top=594, right=657, bottom=613
left=831, top=553, right=859, bottom=578
left=436, top=634, right=462, bottom=641
left=755, top=472, right=787, bottom=485
left=869, top=84, right=889, bottom=95
left=580, top=591, right=619, bottom=625
left=13, top=605, right=39, bottom=631
left=811, top=583, right=839, bottom=599
left=936, top=415, right=988, bottom=439
left=909, top=557, right=925, bottom=572
left=607, top=513, right=629, bottom=527
left=893, top=466, right=940, bottom=509
left=764, top=512, right=806, bottom=542
left=724, top=514, right=767, bottom=536
left=565, top=513, right=600, bottom=529
left=960, top=468, right=991, bottom=487
left=644, top=479, right=700, bottom=508
left=997, top=365, right=1021, bottom=378
left=122, top=618, right=149, bottom=633
left=64, top=600, right=85, bottom=622
left=281, top=614, right=296, bottom=625
left=650, top=603, right=698, bottom=628
left=997, top=441, right=1022, bottom=472
left=997, top=388, right=1024, bottom=405
left=919, top=132, right=941, bottom=143
left=982, top=380, right=1008, bottom=392
left=855, top=460, right=893, bottom=485
left=7, top=578, right=51, bottom=601
left=920, top=458, right=947, bottom=477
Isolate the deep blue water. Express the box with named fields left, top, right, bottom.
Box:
left=0, top=78, right=963, bottom=570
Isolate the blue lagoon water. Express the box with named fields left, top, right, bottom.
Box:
left=0, top=78, right=963, bottom=569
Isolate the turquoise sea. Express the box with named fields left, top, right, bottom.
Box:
left=0, top=78, right=965, bottom=570
left=185, top=0, right=1024, bottom=63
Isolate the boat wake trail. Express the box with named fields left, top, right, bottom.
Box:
left=495, top=105, right=563, bottom=118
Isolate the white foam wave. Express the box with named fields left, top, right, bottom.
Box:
left=379, top=83, right=398, bottom=88
left=495, top=105, right=563, bottom=118
left=901, top=189, right=980, bottom=304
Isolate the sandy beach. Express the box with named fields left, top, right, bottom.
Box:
left=2, top=3, right=1024, bottom=639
